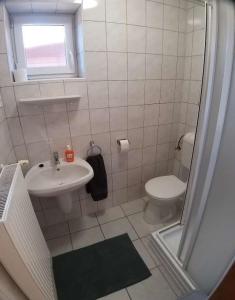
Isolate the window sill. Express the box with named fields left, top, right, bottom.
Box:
left=12, top=77, right=86, bottom=87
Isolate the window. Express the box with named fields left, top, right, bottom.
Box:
left=13, top=14, right=77, bottom=79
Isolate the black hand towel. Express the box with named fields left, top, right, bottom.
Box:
left=86, top=154, right=108, bottom=201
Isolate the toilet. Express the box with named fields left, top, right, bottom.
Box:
left=144, top=132, right=195, bottom=224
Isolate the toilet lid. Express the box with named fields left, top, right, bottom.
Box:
left=145, top=175, right=187, bottom=201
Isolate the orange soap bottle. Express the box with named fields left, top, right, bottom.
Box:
left=64, top=145, right=74, bottom=162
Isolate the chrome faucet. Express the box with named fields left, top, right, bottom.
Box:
left=52, top=151, right=60, bottom=166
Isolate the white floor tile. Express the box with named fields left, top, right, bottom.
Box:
left=101, top=218, right=138, bottom=241
left=128, top=212, right=163, bottom=238
left=121, top=199, right=146, bottom=216
left=98, top=289, right=130, bottom=300
left=127, top=268, right=176, bottom=300
left=43, top=222, right=69, bottom=240
left=69, top=214, right=99, bottom=233
left=97, top=206, right=125, bottom=224
left=141, top=236, right=161, bottom=267
left=71, top=226, right=104, bottom=249
left=47, top=235, right=72, bottom=257
left=133, top=239, right=156, bottom=270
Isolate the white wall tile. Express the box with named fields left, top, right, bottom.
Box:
left=92, top=132, right=111, bottom=154
left=142, top=164, right=155, bottom=183
left=164, top=0, right=179, bottom=7
left=163, top=5, right=179, bottom=31
left=72, top=134, right=91, bottom=158
left=186, top=8, right=194, bottom=32
left=69, top=110, right=91, bottom=136
left=127, top=0, right=146, bottom=26
left=145, top=80, right=161, bottom=104
left=146, top=54, right=162, bottom=79
left=112, top=152, right=128, bottom=172
left=1, top=86, right=18, bottom=117
left=192, top=30, right=205, bottom=56
left=112, top=171, right=127, bottom=190
left=106, top=0, right=127, bottom=23
left=64, top=81, right=89, bottom=110
left=189, top=80, right=202, bottom=104
left=163, top=30, right=178, bottom=56
left=156, top=143, right=170, bottom=161
left=160, top=80, right=176, bottom=102
left=191, top=55, right=204, bottom=80
left=83, top=0, right=105, bottom=21
left=127, top=25, right=146, bottom=53
left=143, top=126, right=157, bottom=147
left=45, top=112, right=70, bottom=139
left=128, top=167, right=142, bottom=186
left=20, top=115, right=47, bottom=143
left=178, top=33, right=186, bottom=56
left=27, top=141, right=51, bottom=164
left=128, top=80, right=145, bottom=105
left=0, top=21, right=6, bottom=53
left=143, top=146, right=156, bottom=165
left=0, top=54, right=11, bottom=85
left=157, top=124, right=172, bottom=144
left=184, top=56, right=192, bottom=80
left=108, top=81, right=128, bottom=107
left=40, top=82, right=64, bottom=97
left=88, top=81, right=109, bottom=108
left=146, top=28, right=163, bottom=54
left=146, top=1, right=163, bottom=29
left=90, top=108, right=110, bottom=134
left=128, top=105, right=144, bottom=129
left=108, top=52, right=127, bottom=80
left=159, top=103, right=173, bottom=124
left=193, top=6, right=205, bottom=30
left=186, top=104, right=199, bottom=127
left=128, top=149, right=142, bottom=168
left=7, top=117, right=24, bottom=146
left=177, top=57, right=185, bottom=79
left=84, top=21, right=106, bottom=51
left=179, top=8, right=186, bottom=32
left=85, top=52, right=108, bottom=80
left=110, top=107, right=128, bottom=131
left=144, top=104, right=159, bottom=126
left=128, top=127, right=143, bottom=149
left=162, top=55, right=177, bottom=79
left=128, top=53, right=145, bottom=80
left=107, top=23, right=127, bottom=52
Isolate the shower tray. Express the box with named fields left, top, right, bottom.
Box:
left=150, top=222, right=196, bottom=297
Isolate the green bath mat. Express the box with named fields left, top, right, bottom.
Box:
left=53, top=234, right=151, bottom=300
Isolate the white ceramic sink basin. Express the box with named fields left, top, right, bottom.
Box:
left=26, top=158, right=94, bottom=198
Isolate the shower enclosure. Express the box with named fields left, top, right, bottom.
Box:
left=156, top=0, right=207, bottom=260
left=150, top=0, right=235, bottom=297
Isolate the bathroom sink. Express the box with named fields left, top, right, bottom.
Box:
left=26, top=158, right=94, bottom=197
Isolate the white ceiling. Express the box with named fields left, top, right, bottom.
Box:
left=4, top=0, right=82, bottom=14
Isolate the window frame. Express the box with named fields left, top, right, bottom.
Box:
left=12, top=14, right=77, bottom=79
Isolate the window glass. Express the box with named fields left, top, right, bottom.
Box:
left=22, top=25, right=67, bottom=68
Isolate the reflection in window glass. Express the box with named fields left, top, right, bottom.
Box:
left=22, top=25, right=67, bottom=68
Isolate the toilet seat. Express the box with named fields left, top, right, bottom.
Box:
left=145, top=175, right=187, bottom=201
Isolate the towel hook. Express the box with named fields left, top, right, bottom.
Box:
left=87, top=140, right=102, bottom=157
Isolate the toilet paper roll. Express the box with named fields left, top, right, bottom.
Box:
left=118, top=139, right=130, bottom=153
left=13, top=68, right=28, bottom=82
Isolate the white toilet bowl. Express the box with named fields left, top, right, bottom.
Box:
left=144, top=175, right=187, bottom=224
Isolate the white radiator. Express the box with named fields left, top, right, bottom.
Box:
left=0, top=164, right=57, bottom=300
